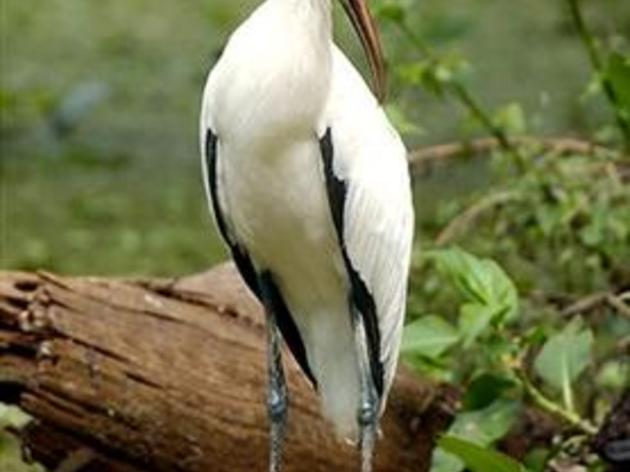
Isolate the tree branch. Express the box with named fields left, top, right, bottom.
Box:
left=409, top=136, right=622, bottom=175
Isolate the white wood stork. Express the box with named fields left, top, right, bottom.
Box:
left=199, top=0, right=414, bottom=470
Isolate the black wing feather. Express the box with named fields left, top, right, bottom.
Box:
left=320, top=128, right=384, bottom=396
left=205, top=129, right=260, bottom=297
left=204, top=128, right=316, bottom=386
left=258, top=271, right=316, bottom=386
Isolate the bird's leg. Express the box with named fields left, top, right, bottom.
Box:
left=358, top=360, right=379, bottom=472
left=353, top=313, right=380, bottom=472
left=266, top=312, right=288, bottom=472
left=259, top=273, right=288, bottom=472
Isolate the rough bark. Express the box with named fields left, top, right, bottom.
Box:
left=0, top=264, right=457, bottom=472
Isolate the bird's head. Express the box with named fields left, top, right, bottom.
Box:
left=339, top=0, right=386, bottom=102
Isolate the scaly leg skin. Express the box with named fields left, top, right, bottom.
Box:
left=353, top=313, right=380, bottom=472
left=358, top=399, right=378, bottom=472
left=260, top=273, right=288, bottom=472
left=267, top=315, right=287, bottom=472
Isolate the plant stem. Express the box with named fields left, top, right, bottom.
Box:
left=562, top=379, right=576, bottom=416
left=436, top=189, right=521, bottom=245
left=516, top=369, right=597, bottom=435
left=566, top=0, right=630, bottom=149
left=449, top=83, right=528, bottom=172
left=606, top=293, right=630, bottom=320
left=396, top=21, right=431, bottom=57
left=394, top=20, right=528, bottom=171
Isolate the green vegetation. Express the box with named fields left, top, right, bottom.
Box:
left=386, top=1, right=629, bottom=470
left=0, top=405, right=43, bottom=472
left=2, top=0, right=629, bottom=275
left=1, top=0, right=629, bottom=471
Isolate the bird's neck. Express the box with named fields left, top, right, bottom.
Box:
left=241, top=0, right=333, bottom=138
left=210, top=0, right=335, bottom=143
left=273, top=0, right=332, bottom=14
left=270, top=0, right=332, bottom=39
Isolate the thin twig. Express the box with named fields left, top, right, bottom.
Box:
left=560, top=292, right=608, bottom=318
left=559, top=291, right=630, bottom=320
left=606, top=293, right=630, bottom=320
left=409, top=136, right=621, bottom=172
left=516, top=369, right=598, bottom=436
left=435, top=190, right=521, bottom=245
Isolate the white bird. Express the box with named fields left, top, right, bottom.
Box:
left=199, top=1, right=414, bottom=471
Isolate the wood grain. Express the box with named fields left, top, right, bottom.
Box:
left=0, top=264, right=456, bottom=472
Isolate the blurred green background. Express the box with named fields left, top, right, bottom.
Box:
left=2, top=0, right=628, bottom=276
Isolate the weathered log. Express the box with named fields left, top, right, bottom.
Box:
left=0, top=264, right=457, bottom=472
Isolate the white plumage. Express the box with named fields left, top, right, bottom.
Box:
left=199, top=0, right=414, bottom=463
left=327, top=46, right=414, bottom=405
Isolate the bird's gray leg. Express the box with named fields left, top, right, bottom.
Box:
left=259, top=273, right=288, bottom=472
left=352, top=312, right=380, bottom=472
left=266, top=311, right=288, bottom=472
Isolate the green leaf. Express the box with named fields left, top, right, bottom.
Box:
left=482, top=334, right=520, bottom=365
left=523, top=448, right=549, bottom=472
left=430, top=399, right=522, bottom=472
left=429, top=248, right=518, bottom=315
left=0, top=404, right=45, bottom=472
left=435, top=51, right=471, bottom=84
left=427, top=248, right=519, bottom=346
left=448, top=399, right=521, bottom=444
left=397, top=60, right=446, bottom=97
left=431, top=446, right=466, bottom=472
left=458, top=303, right=494, bottom=347
left=374, top=3, right=406, bottom=24
left=438, top=436, right=528, bottom=472
left=463, top=373, right=518, bottom=410
left=534, top=318, right=593, bottom=410
left=596, top=360, right=629, bottom=390
left=384, top=103, right=425, bottom=137
left=402, top=315, right=460, bottom=358
left=396, top=53, right=470, bottom=97
left=493, top=102, right=527, bottom=134
left=402, top=353, right=456, bottom=383
left=0, top=403, right=31, bottom=430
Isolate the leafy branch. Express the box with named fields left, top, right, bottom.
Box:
left=566, top=0, right=630, bottom=149
left=408, top=136, right=623, bottom=172
left=402, top=247, right=612, bottom=472
left=390, top=17, right=529, bottom=171
left=515, top=366, right=597, bottom=436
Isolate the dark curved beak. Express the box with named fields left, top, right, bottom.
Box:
left=340, top=0, right=386, bottom=103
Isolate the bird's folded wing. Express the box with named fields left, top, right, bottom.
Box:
left=326, top=47, right=415, bottom=396
left=338, top=133, right=414, bottom=395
